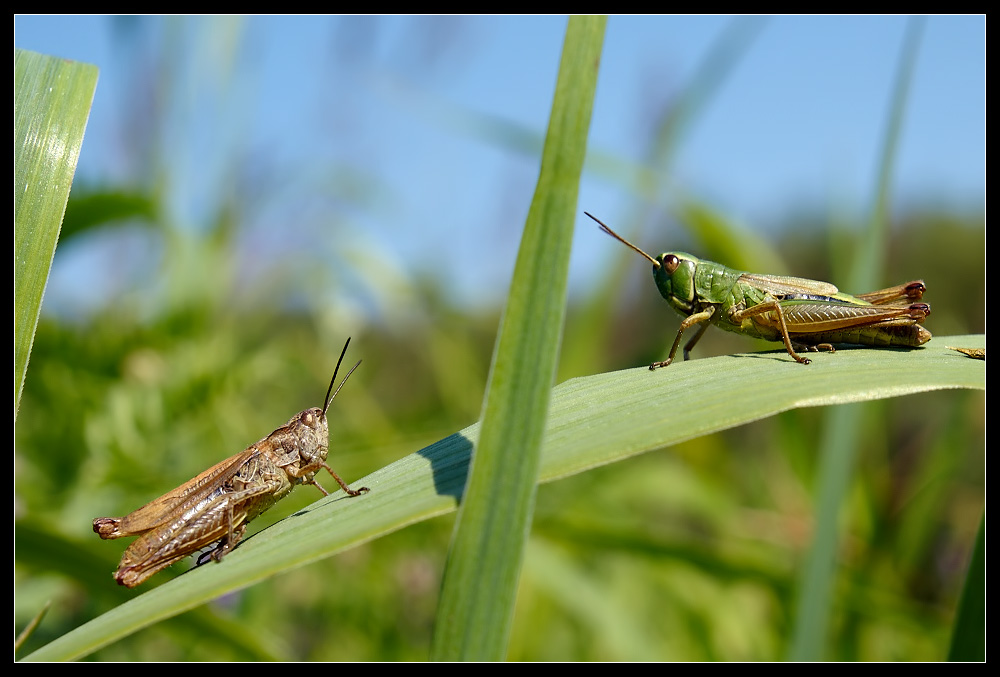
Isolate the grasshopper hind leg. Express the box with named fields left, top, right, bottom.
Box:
left=729, top=297, right=814, bottom=365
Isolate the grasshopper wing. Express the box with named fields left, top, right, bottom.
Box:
left=111, top=447, right=287, bottom=587
left=855, top=280, right=926, bottom=305
left=93, top=447, right=260, bottom=539
left=740, top=273, right=840, bottom=297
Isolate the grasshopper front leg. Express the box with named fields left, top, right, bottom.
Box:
left=651, top=307, right=717, bottom=370
left=287, top=459, right=370, bottom=497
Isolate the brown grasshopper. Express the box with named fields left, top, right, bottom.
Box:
left=93, top=338, right=369, bottom=587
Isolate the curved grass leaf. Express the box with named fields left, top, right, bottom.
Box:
left=22, top=334, right=984, bottom=661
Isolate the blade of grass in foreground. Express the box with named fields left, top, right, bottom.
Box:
left=947, top=511, right=984, bottom=661
left=22, top=335, right=983, bottom=662
left=430, top=16, right=606, bottom=661
left=14, top=49, right=98, bottom=415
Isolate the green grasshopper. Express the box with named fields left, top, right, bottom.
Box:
left=587, top=213, right=931, bottom=369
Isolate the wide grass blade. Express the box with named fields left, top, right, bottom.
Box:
left=22, top=335, right=983, bottom=661
left=14, top=49, right=98, bottom=415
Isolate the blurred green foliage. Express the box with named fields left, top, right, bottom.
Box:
left=15, top=18, right=983, bottom=661
left=14, top=191, right=985, bottom=662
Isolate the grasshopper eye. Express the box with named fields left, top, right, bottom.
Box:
left=300, top=411, right=315, bottom=426
left=660, top=254, right=680, bottom=274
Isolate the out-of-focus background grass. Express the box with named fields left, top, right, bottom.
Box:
left=15, top=16, right=983, bottom=661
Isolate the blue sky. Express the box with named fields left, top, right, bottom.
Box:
left=15, top=16, right=985, bottom=315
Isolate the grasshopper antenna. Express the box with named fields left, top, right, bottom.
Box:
left=585, top=212, right=661, bottom=268
left=323, top=337, right=362, bottom=415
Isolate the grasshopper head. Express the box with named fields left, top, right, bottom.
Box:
left=652, top=252, right=699, bottom=314
left=588, top=212, right=700, bottom=312
left=284, top=339, right=362, bottom=473
left=291, top=406, right=331, bottom=467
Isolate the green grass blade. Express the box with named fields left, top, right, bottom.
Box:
left=21, top=336, right=983, bottom=661
left=14, top=49, right=98, bottom=415
left=430, top=16, right=606, bottom=661
left=947, top=511, right=984, bottom=661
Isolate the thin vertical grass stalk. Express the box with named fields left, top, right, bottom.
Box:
left=430, top=16, right=606, bottom=661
